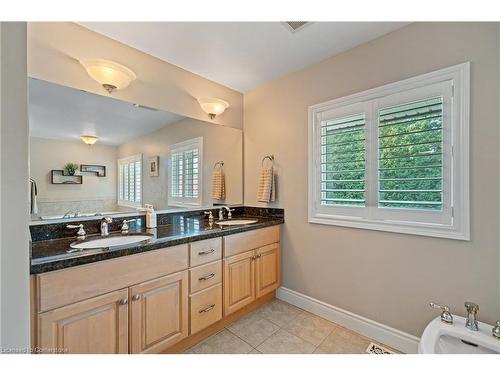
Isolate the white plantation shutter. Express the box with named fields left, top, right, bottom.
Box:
left=378, top=97, right=444, bottom=210
left=118, top=154, right=142, bottom=207
left=168, top=137, right=203, bottom=206
left=320, top=113, right=366, bottom=207
left=309, top=63, right=469, bottom=240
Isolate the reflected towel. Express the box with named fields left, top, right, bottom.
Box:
left=257, top=167, right=275, bottom=203
left=212, top=170, right=225, bottom=200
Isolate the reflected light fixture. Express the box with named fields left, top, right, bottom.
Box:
left=80, top=135, right=99, bottom=145
left=197, top=97, right=229, bottom=119
left=79, top=58, right=136, bottom=94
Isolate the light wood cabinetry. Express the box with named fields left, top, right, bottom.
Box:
left=224, top=250, right=256, bottom=316
left=255, top=243, right=281, bottom=298
left=188, top=239, right=223, bottom=334
left=190, top=284, right=223, bottom=334
left=223, top=227, right=281, bottom=316
left=38, top=288, right=129, bottom=354
left=32, top=225, right=281, bottom=353
left=130, top=271, right=188, bottom=353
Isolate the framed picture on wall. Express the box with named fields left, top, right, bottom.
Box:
left=149, top=156, right=159, bottom=177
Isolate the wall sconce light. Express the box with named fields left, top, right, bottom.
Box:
left=79, top=58, right=136, bottom=93
left=197, top=97, right=229, bottom=119
left=80, top=135, right=99, bottom=145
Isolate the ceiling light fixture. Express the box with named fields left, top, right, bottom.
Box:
left=80, top=135, right=99, bottom=145
left=79, top=58, right=136, bottom=94
left=197, top=97, right=229, bottom=119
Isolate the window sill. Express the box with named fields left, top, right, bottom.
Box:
left=308, top=214, right=469, bottom=241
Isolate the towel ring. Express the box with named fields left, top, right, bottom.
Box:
left=262, top=155, right=274, bottom=166
left=214, top=161, right=224, bottom=169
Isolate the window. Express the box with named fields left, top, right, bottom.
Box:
left=168, top=137, right=203, bottom=206
left=118, top=154, right=142, bottom=208
left=309, top=63, right=470, bottom=240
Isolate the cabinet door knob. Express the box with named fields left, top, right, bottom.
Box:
left=132, top=294, right=141, bottom=301
left=198, top=248, right=215, bottom=255
left=119, top=298, right=128, bottom=305
left=198, top=273, right=216, bottom=281
left=199, top=304, right=215, bottom=314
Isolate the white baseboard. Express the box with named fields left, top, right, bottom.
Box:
left=276, top=287, right=420, bottom=354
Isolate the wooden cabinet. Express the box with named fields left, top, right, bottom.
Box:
left=255, top=243, right=281, bottom=298
left=38, top=288, right=129, bottom=354
left=33, top=225, right=281, bottom=353
left=190, top=284, right=223, bottom=334
left=130, top=271, right=188, bottom=353
left=223, top=249, right=256, bottom=316
left=223, top=225, right=281, bottom=316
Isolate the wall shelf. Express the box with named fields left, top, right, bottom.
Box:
left=80, top=164, right=106, bottom=177
left=51, top=170, right=83, bottom=184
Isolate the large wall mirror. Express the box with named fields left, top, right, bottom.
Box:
left=29, top=78, right=243, bottom=221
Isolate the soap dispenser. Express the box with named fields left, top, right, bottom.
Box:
left=144, top=204, right=157, bottom=228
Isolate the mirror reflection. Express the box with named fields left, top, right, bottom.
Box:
left=29, top=78, right=243, bottom=221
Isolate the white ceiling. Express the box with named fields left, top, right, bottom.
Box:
left=79, top=22, right=409, bottom=93
left=29, top=78, right=184, bottom=146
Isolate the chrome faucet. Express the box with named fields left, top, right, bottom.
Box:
left=100, top=217, right=112, bottom=236
left=465, top=302, right=479, bottom=331
left=219, top=206, right=235, bottom=220
left=121, top=219, right=136, bottom=234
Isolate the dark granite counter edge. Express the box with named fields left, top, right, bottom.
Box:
left=30, top=217, right=284, bottom=274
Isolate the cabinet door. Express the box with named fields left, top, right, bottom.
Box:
left=38, top=288, right=129, bottom=354
left=255, top=243, right=281, bottom=298
left=130, top=270, right=188, bottom=353
left=223, top=249, right=255, bottom=316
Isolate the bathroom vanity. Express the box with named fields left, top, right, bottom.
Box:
left=29, top=208, right=283, bottom=354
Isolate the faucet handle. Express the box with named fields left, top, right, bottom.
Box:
left=430, top=302, right=453, bottom=324
left=66, top=224, right=86, bottom=240
left=465, top=301, right=479, bottom=312
left=121, top=219, right=136, bottom=234
left=227, top=208, right=235, bottom=218
left=204, top=211, right=214, bottom=220
left=492, top=321, right=500, bottom=340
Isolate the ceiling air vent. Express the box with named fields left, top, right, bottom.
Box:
left=282, top=22, right=310, bottom=33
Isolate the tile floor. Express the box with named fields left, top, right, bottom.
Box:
left=184, top=298, right=400, bottom=354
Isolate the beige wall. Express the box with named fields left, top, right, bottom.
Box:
left=119, top=118, right=243, bottom=209
left=27, top=22, right=243, bottom=129
left=29, top=137, right=118, bottom=215
left=243, top=22, right=500, bottom=336
left=0, top=22, right=30, bottom=349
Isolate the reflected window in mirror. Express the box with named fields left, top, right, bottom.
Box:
left=168, top=137, right=203, bottom=207
left=118, top=154, right=143, bottom=208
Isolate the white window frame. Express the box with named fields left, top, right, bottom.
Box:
left=308, top=62, right=470, bottom=240
left=168, top=136, right=203, bottom=207
left=117, top=153, right=143, bottom=208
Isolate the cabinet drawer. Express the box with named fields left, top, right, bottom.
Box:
left=36, top=244, right=189, bottom=312
left=189, top=260, right=222, bottom=294
left=190, top=284, right=222, bottom=334
left=224, top=226, right=280, bottom=257
left=190, top=238, right=222, bottom=267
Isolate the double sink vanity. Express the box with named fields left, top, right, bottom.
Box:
left=29, top=207, right=284, bottom=354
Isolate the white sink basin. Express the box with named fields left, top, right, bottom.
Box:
left=216, top=219, right=258, bottom=226
left=70, top=234, right=153, bottom=250
left=418, top=316, right=500, bottom=354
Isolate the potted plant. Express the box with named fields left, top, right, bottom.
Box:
left=64, top=162, right=78, bottom=176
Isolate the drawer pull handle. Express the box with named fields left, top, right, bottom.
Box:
left=198, top=273, right=216, bottom=281
left=199, top=304, right=215, bottom=314
left=198, top=248, right=215, bottom=255
left=132, top=294, right=141, bottom=301
left=119, top=298, right=128, bottom=305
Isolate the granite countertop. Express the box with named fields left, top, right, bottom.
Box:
left=30, top=215, right=284, bottom=274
